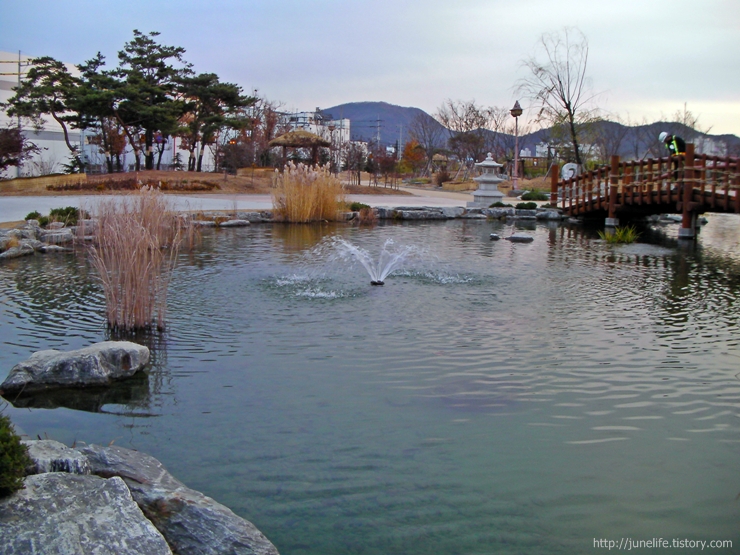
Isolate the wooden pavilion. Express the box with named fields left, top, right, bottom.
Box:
left=268, top=130, right=331, bottom=166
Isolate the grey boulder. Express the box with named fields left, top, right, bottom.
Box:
left=0, top=341, right=150, bottom=395
left=0, top=243, right=36, bottom=259
left=536, top=209, right=563, bottom=220
left=505, top=233, right=534, bottom=243
left=219, top=219, right=251, bottom=227
left=81, top=444, right=280, bottom=555
left=0, top=472, right=172, bottom=555
left=23, top=439, right=91, bottom=475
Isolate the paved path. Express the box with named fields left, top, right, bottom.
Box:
left=0, top=187, right=474, bottom=224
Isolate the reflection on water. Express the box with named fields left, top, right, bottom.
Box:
left=1, top=214, right=739, bottom=554
left=6, top=372, right=151, bottom=414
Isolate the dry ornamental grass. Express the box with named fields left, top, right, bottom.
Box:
left=272, top=163, right=346, bottom=223
left=87, top=189, right=193, bottom=331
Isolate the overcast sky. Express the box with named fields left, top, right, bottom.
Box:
left=2, top=0, right=739, bottom=136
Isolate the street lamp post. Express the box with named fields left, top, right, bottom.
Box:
left=510, top=101, right=523, bottom=191
left=328, top=124, right=336, bottom=174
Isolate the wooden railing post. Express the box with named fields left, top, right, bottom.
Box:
left=550, top=163, right=559, bottom=207
left=606, top=155, right=619, bottom=227
left=679, top=143, right=695, bottom=239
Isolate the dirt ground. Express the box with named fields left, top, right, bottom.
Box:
left=0, top=170, right=411, bottom=197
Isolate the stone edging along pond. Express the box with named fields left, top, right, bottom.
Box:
left=0, top=206, right=566, bottom=261
left=0, top=342, right=280, bottom=555
left=0, top=440, right=280, bottom=555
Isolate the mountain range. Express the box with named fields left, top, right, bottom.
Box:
left=322, top=101, right=740, bottom=159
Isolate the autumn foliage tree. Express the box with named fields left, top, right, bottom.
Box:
left=0, top=126, right=39, bottom=172
left=400, top=139, right=426, bottom=175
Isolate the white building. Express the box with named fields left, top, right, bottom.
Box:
left=0, top=50, right=88, bottom=179
left=284, top=108, right=350, bottom=145
left=695, top=136, right=728, bottom=157
left=281, top=108, right=351, bottom=169
left=1, top=50, right=212, bottom=177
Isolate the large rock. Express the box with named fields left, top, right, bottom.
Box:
left=81, top=444, right=280, bottom=555
left=0, top=341, right=150, bottom=395
left=441, top=206, right=466, bottom=218
left=482, top=207, right=515, bottom=219
left=505, top=233, right=534, bottom=243
left=0, top=243, right=36, bottom=260
left=535, top=209, right=564, bottom=221
left=23, top=439, right=91, bottom=475
left=218, top=219, right=251, bottom=227
left=0, top=472, right=172, bottom=555
left=40, top=227, right=75, bottom=244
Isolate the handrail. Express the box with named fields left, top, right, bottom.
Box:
left=550, top=144, right=740, bottom=217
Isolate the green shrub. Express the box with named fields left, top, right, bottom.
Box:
left=25, top=211, right=41, bottom=221
left=520, top=191, right=548, bottom=201
left=38, top=216, right=49, bottom=227
left=515, top=202, right=538, bottom=210
left=0, top=414, right=32, bottom=498
left=349, top=202, right=371, bottom=212
left=49, top=206, right=87, bottom=226
left=489, top=202, right=513, bottom=208
left=598, top=225, right=641, bottom=244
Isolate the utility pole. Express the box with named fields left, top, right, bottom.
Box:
left=397, top=124, right=403, bottom=160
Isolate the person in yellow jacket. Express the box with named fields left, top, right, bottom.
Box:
left=659, top=132, right=686, bottom=179
left=659, top=132, right=686, bottom=155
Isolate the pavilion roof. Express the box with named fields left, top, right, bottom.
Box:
left=268, top=129, right=331, bottom=148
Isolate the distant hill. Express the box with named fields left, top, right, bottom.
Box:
left=322, top=101, right=740, bottom=159
left=322, top=102, right=439, bottom=146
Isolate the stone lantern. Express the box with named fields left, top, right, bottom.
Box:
left=467, top=153, right=505, bottom=208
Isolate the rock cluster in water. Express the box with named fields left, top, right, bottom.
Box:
left=0, top=341, right=150, bottom=396
left=0, top=440, right=280, bottom=555
left=0, top=220, right=82, bottom=260
left=0, top=342, right=280, bottom=553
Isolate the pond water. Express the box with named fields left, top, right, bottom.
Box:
left=2, top=216, right=739, bottom=554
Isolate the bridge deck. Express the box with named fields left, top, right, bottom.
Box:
left=550, top=145, right=740, bottom=225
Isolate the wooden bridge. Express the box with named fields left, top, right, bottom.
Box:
left=549, top=143, right=740, bottom=238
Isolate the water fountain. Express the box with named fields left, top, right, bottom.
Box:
left=327, top=238, right=421, bottom=285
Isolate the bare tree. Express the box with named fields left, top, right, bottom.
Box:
left=343, top=142, right=366, bottom=186
left=517, top=27, right=598, bottom=166
left=591, top=116, right=630, bottom=163
left=436, top=99, right=491, bottom=178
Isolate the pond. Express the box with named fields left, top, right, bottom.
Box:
left=2, top=216, right=739, bottom=554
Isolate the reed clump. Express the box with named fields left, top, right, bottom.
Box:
left=88, top=189, right=191, bottom=332
left=272, top=162, right=345, bottom=223
left=598, top=225, right=641, bottom=244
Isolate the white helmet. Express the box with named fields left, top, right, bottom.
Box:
left=659, top=132, right=668, bottom=142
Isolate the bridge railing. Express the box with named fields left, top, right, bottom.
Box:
left=549, top=144, right=740, bottom=216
